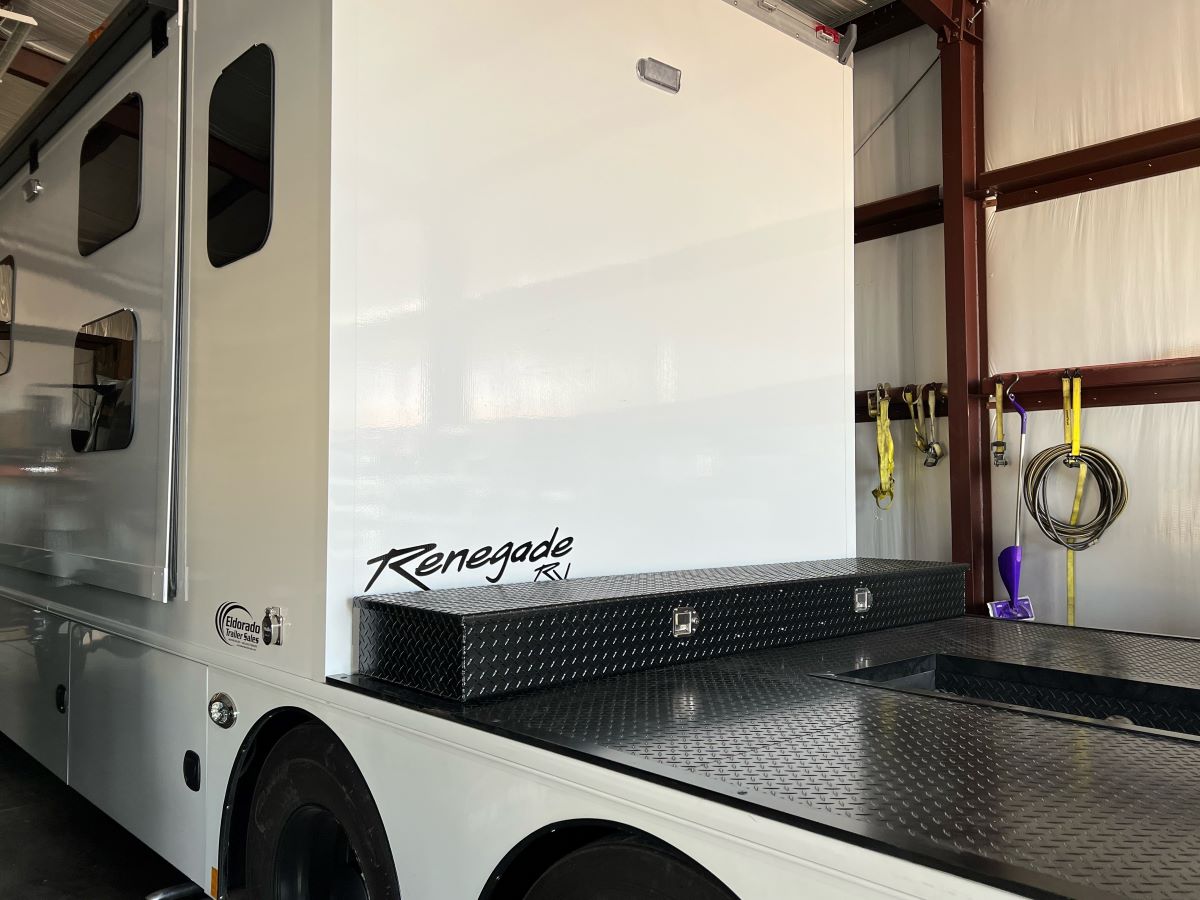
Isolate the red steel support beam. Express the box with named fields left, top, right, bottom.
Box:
left=983, top=357, right=1200, bottom=412
left=938, top=9, right=991, bottom=612
left=979, top=117, right=1200, bottom=210
left=853, top=384, right=949, bottom=424
left=854, top=185, right=944, bottom=243
left=0, top=39, right=64, bottom=88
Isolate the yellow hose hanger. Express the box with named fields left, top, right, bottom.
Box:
left=1015, top=370, right=1128, bottom=626
left=1062, top=373, right=1087, bottom=626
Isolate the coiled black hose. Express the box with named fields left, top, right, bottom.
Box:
left=1022, top=444, right=1128, bottom=550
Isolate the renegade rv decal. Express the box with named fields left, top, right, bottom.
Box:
left=215, top=601, right=261, bottom=650
left=365, top=527, right=574, bottom=592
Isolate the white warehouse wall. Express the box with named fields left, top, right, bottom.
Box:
left=854, top=0, right=1200, bottom=635
left=853, top=27, right=941, bottom=205
left=853, top=27, right=950, bottom=562
left=985, top=0, right=1200, bottom=170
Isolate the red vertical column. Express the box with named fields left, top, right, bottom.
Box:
left=939, top=17, right=992, bottom=612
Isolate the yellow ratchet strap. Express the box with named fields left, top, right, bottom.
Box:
left=1062, top=374, right=1087, bottom=625
left=903, top=386, right=925, bottom=451
left=1071, top=375, right=1082, bottom=458
left=995, top=383, right=1005, bottom=443
left=871, top=383, right=895, bottom=510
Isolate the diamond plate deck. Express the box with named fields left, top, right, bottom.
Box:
left=335, top=616, right=1200, bottom=898
left=354, top=559, right=965, bottom=700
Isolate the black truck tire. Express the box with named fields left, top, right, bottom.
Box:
left=522, top=836, right=736, bottom=900
left=245, top=720, right=400, bottom=900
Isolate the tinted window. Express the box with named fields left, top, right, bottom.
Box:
left=71, top=310, right=137, bottom=453
left=208, top=44, right=273, bottom=267
left=0, top=257, right=12, bottom=375
left=79, top=93, right=142, bottom=256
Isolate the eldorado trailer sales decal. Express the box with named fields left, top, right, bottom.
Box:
left=215, top=602, right=261, bottom=650
left=365, top=526, right=574, bottom=592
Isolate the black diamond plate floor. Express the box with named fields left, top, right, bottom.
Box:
left=336, top=617, right=1200, bottom=899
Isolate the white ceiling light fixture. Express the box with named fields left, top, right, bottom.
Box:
left=0, top=8, right=38, bottom=83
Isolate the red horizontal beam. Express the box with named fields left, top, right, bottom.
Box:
left=854, top=384, right=948, bottom=424
left=0, top=39, right=64, bottom=88
left=983, top=357, right=1200, bottom=411
left=854, top=185, right=943, bottom=243
left=980, top=117, right=1200, bottom=210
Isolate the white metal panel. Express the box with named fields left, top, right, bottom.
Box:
left=0, top=36, right=181, bottom=601
left=0, top=594, right=69, bottom=777
left=984, top=0, right=1200, bottom=171
left=206, top=669, right=1015, bottom=900
left=68, top=624, right=207, bottom=886
left=328, top=0, right=856, bottom=668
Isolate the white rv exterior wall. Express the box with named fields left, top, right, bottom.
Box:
left=182, top=0, right=333, bottom=680
left=0, top=3, right=923, bottom=893
left=327, top=0, right=857, bottom=671
left=855, top=1, right=1200, bottom=634
left=0, top=34, right=181, bottom=602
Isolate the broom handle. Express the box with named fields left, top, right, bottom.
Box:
left=1006, top=381, right=1028, bottom=550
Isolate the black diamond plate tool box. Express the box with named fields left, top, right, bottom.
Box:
left=353, top=558, right=966, bottom=701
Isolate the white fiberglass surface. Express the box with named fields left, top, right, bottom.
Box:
left=331, top=0, right=854, bottom=607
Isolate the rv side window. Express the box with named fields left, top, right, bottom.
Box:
left=0, top=257, right=12, bottom=375
left=71, top=310, right=137, bottom=453
left=208, top=44, right=274, bottom=267
left=78, top=93, right=143, bottom=256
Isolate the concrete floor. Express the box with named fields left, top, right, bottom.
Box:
left=0, top=732, right=189, bottom=899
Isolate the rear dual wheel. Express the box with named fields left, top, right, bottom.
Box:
left=243, top=723, right=731, bottom=900
left=522, top=836, right=736, bottom=900
left=245, top=722, right=400, bottom=900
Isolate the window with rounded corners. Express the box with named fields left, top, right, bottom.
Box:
left=71, top=309, right=137, bottom=453
left=208, top=44, right=274, bottom=268
left=79, top=93, right=143, bottom=256
left=0, top=256, right=12, bottom=376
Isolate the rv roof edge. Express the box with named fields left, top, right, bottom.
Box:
left=0, top=0, right=178, bottom=190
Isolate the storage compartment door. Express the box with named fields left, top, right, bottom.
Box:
left=68, top=626, right=207, bottom=884
left=0, top=596, right=69, bottom=778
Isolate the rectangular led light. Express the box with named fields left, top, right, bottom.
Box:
left=637, top=57, right=681, bottom=94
